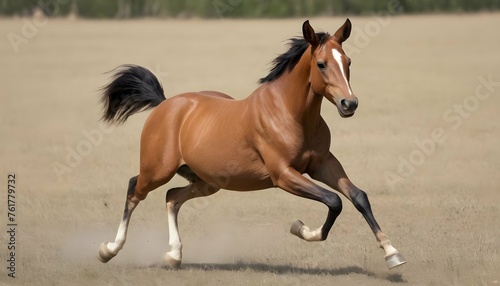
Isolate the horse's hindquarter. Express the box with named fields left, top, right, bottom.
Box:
left=177, top=93, right=273, bottom=191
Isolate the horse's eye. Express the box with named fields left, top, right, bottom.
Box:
left=348, top=59, right=352, bottom=67
left=317, top=62, right=326, bottom=71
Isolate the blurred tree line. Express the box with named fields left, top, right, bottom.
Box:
left=1, top=0, right=499, bottom=18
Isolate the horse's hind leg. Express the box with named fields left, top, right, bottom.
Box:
left=98, top=175, right=139, bottom=262
left=98, top=168, right=176, bottom=263
left=164, top=165, right=219, bottom=269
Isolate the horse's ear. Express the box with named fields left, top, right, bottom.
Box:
left=302, top=20, right=319, bottom=47
left=333, top=18, right=352, bottom=44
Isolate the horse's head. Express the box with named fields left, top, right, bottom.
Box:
left=304, top=19, right=358, bottom=118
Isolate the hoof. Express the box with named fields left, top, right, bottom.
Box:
left=165, top=253, right=181, bottom=270
left=290, top=220, right=305, bottom=239
left=385, top=253, right=406, bottom=269
left=98, top=242, right=117, bottom=263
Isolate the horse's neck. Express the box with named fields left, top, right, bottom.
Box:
left=269, top=48, right=323, bottom=127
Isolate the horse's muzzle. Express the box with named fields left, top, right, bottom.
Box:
left=338, top=97, right=358, bottom=117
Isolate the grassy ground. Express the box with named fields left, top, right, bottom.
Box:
left=0, top=13, right=499, bottom=285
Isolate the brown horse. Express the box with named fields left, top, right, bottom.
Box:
left=97, top=19, right=406, bottom=269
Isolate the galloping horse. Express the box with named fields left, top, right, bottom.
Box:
left=97, top=19, right=406, bottom=269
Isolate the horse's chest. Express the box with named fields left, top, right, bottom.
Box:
left=289, top=147, right=317, bottom=173
left=255, top=116, right=327, bottom=173
left=266, top=137, right=316, bottom=173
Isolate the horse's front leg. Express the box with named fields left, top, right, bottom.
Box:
left=273, top=167, right=343, bottom=242
left=310, top=152, right=406, bottom=269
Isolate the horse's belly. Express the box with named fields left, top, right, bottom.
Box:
left=202, top=169, right=274, bottom=191
left=181, top=135, right=273, bottom=191
left=183, top=147, right=273, bottom=191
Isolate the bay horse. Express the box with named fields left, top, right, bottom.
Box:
left=97, top=19, right=406, bottom=269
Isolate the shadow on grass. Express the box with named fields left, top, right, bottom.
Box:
left=146, top=261, right=406, bottom=283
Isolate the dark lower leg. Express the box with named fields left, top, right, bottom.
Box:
left=351, top=188, right=383, bottom=238
left=320, top=204, right=343, bottom=240
left=348, top=185, right=403, bottom=265
left=311, top=154, right=406, bottom=268
left=277, top=167, right=343, bottom=242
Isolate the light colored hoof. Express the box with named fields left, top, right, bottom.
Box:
left=385, top=253, right=406, bottom=269
left=165, top=253, right=181, bottom=270
left=98, top=242, right=117, bottom=263
left=290, top=220, right=305, bottom=239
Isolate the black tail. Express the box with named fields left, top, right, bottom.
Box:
left=100, top=64, right=166, bottom=124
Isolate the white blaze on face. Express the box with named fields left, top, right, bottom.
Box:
left=332, top=48, right=353, bottom=95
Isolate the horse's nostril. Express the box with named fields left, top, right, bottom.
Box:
left=352, top=97, right=359, bottom=109
left=340, top=99, right=349, bottom=110
left=340, top=98, right=358, bottom=112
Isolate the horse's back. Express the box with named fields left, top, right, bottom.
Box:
left=198, top=90, right=235, bottom=100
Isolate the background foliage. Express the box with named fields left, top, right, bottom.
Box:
left=1, top=0, right=499, bottom=18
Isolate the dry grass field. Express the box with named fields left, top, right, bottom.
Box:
left=1, top=13, right=499, bottom=286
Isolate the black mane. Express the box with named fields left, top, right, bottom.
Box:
left=259, top=32, right=330, bottom=84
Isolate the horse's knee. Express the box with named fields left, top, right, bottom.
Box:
left=351, top=189, right=371, bottom=213
left=324, top=192, right=343, bottom=214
